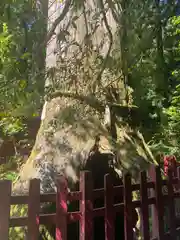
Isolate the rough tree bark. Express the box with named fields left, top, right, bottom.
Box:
left=13, top=0, right=119, bottom=194
left=12, top=0, right=159, bottom=194
left=10, top=1, right=159, bottom=238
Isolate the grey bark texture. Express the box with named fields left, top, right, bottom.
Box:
left=13, top=0, right=158, bottom=195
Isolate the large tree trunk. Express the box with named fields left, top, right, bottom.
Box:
left=13, top=98, right=106, bottom=193
left=13, top=0, right=159, bottom=194
left=13, top=0, right=118, bottom=194
left=10, top=2, right=160, bottom=239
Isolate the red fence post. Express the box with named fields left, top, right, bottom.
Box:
left=176, top=167, right=180, bottom=224
left=27, top=179, right=40, bottom=240
left=123, top=173, right=134, bottom=240
left=56, top=176, right=68, bottom=240
left=140, top=171, right=150, bottom=240
left=167, top=169, right=176, bottom=238
left=148, top=165, right=159, bottom=237
left=0, top=180, right=11, bottom=240
left=80, top=171, right=93, bottom=240
left=177, top=166, right=180, bottom=190
left=104, top=174, right=114, bottom=240
left=152, top=166, right=165, bottom=239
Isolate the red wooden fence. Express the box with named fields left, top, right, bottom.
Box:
left=0, top=166, right=180, bottom=240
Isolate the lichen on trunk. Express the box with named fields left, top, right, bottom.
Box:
left=9, top=0, right=160, bottom=238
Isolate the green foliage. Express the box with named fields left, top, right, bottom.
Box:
left=0, top=0, right=46, bottom=180
left=0, top=117, right=26, bottom=136
left=148, top=15, right=180, bottom=157
left=0, top=155, right=20, bottom=180
left=0, top=171, right=17, bottom=181
left=0, top=0, right=45, bottom=117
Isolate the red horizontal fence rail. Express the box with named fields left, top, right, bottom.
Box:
left=0, top=165, right=180, bottom=240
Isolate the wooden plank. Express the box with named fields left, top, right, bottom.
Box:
left=133, top=197, right=156, bottom=208
left=40, top=211, right=82, bottom=225
left=114, top=181, right=154, bottom=194
left=41, top=191, right=81, bottom=203
left=10, top=217, right=28, bottom=227
left=11, top=191, right=81, bottom=205
left=93, top=188, right=104, bottom=199
left=114, top=203, right=124, bottom=213
left=27, top=179, right=40, bottom=240
left=56, top=176, right=68, bottom=240
left=123, top=173, right=134, bottom=240
left=152, top=166, right=165, bottom=239
left=132, top=181, right=155, bottom=191
left=177, top=166, right=180, bottom=180
left=80, top=171, right=93, bottom=240
left=148, top=165, right=161, bottom=238
left=40, top=193, right=56, bottom=203
left=104, top=174, right=114, bottom=240
left=93, top=207, right=105, bottom=217
left=0, top=180, right=11, bottom=239
left=140, top=171, right=150, bottom=240
left=167, top=169, right=176, bottom=238
left=40, top=213, right=56, bottom=225
left=175, top=166, right=180, bottom=222
left=176, top=166, right=180, bottom=191
left=11, top=195, right=28, bottom=205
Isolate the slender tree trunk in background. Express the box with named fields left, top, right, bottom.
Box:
left=119, top=0, right=130, bottom=105
left=155, top=0, right=167, bottom=101
left=36, top=0, right=49, bottom=96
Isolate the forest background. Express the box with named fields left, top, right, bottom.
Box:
left=0, top=0, right=180, bottom=182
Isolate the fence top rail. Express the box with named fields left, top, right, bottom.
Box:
left=5, top=169, right=180, bottom=206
